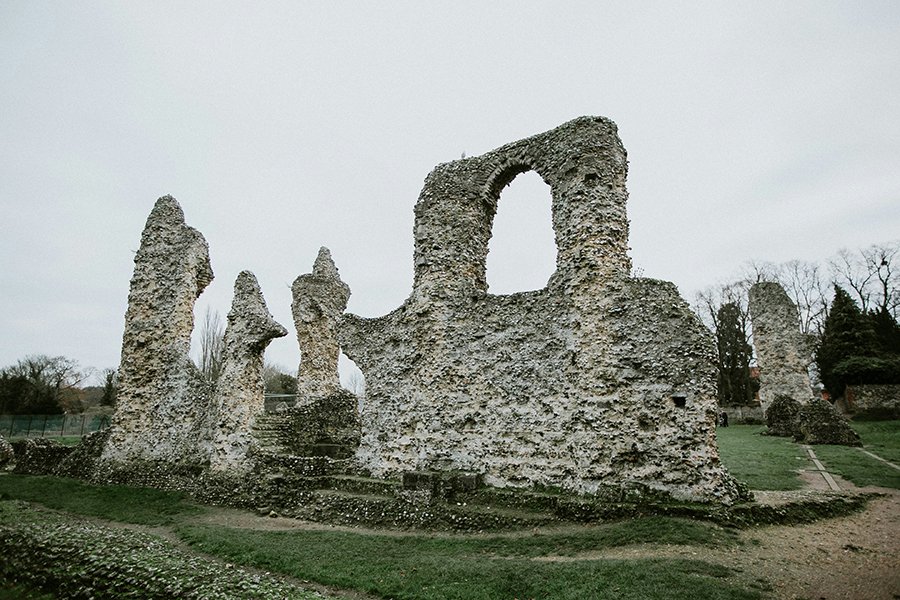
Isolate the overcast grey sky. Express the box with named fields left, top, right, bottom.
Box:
left=2, top=1, right=898, bottom=381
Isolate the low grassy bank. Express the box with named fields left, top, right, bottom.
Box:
left=0, top=474, right=204, bottom=525
left=0, top=501, right=321, bottom=599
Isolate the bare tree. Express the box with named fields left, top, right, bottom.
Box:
left=829, top=241, right=899, bottom=318
left=694, top=280, right=753, bottom=346
left=0, top=355, right=85, bottom=413
left=197, top=307, right=225, bottom=383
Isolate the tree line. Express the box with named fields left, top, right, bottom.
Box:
left=0, top=356, right=116, bottom=415
left=696, top=240, right=900, bottom=406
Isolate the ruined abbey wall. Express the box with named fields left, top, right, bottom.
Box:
left=339, top=117, right=741, bottom=503
left=102, top=197, right=285, bottom=470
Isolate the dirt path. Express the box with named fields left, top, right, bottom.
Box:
left=532, top=490, right=899, bottom=600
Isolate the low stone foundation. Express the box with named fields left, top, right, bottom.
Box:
left=838, top=384, right=900, bottom=420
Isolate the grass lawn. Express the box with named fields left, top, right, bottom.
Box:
left=716, top=421, right=900, bottom=491
left=0, top=474, right=762, bottom=599
left=716, top=425, right=807, bottom=490
left=6, top=422, right=896, bottom=599
left=177, top=522, right=758, bottom=600
left=809, top=420, right=900, bottom=489
left=0, top=474, right=205, bottom=525
left=850, top=420, right=900, bottom=464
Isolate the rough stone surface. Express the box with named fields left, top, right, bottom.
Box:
left=749, top=282, right=816, bottom=412
left=765, top=394, right=802, bottom=438
left=55, top=429, right=110, bottom=480
left=339, top=116, right=742, bottom=504
left=207, top=271, right=287, bottom=472
left=291, top=248, right=350, bottom=399
left=0, top=435, right=13, bottom=468
left=795, top=399, right=862, bottom=446
left=839, top=384, right=900, bottom=419
left=749, top=282, right=858, bottom=445
left=102, top=196, right=214, bottom=465
left=11, top=438, right=74, bottom=475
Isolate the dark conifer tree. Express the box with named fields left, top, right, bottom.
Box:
left=715, top=302, right=755, bottom=406
left=869, top=306, right=900, bottom=356
left=815, top=285, right=877, bottom=395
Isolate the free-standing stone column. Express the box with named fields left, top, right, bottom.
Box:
left=102, top=195, right=214, bottom=464
left=748, top=282, right=815, bottom=411
left=291, top=247, right=350, bottom=399
left=208, top=271, right=287, bottom=471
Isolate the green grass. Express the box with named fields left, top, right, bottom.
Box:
left=810, top=444, right=900, bottom=489
left=850, top=420, right=900, bottom=464
left=177, top=522, right=757, bottom=600
left=717, top=421, right=900, bottom=490
left=716, top=425, right=807, bottom=490
left=0, top=472, right=762, bottom=599
left=0, top=474, right=204, bottom=525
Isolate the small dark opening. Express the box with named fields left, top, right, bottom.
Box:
left=672, top=395, right=687, bottom=408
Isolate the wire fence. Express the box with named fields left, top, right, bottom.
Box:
left=1, top=414, right=111, bottom=439
left=2, top=394, right=300, bottom=439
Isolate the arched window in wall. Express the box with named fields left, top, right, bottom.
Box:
left=486, top=170, right=556, bottom=294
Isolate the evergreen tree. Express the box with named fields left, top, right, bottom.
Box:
left=869, top=306, right=900, bottom=355
left=715, top=302, right=756, bottom=406
left=815, top=286, right=877, bottom=395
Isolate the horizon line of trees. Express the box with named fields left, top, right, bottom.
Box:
left=0, top=355, right=117, bottom=415
left=696, top=240, right=900, bottom=405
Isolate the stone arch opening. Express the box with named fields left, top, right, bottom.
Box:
left=485, top=169, right=557, bottom=294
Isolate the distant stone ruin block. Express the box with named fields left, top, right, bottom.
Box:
left=748, top=282, right=816, bottom=411
left=840, top=384, right=900, bottom=420
left=339, top=117, right=742, bottom=504
left=795, top=399, right=861, bottom=446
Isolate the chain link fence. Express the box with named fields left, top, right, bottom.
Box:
left=1, top=414, right=111, bottom=439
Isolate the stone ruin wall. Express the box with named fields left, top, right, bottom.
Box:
left=340, top=117, right=741, bottom=503
left=101, top=196, right=286, bottom=472
left=748, top=282, right=816, bottom=411
left=95, top=118, right=742, bottom=505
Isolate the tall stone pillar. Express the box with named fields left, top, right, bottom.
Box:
left=291, top=247, right=351, bottom=399
left=208, top=271, right=287, bottom=471
left=102, top=195, right=214, bottom=464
